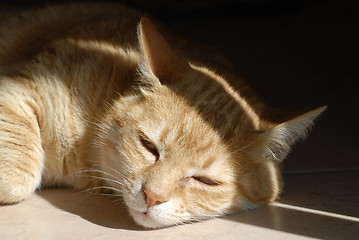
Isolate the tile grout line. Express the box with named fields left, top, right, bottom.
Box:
left=272, top=202, right=359, bottom=222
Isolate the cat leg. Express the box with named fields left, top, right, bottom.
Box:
left=0, top=104, right=44, bottom=204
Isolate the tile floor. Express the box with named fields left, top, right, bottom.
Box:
left=1, top=173, right=358, bottom=240
left=1, top=0, right=358, bottom=239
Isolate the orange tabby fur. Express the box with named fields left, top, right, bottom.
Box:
left=0, top=3, right=325, bottom=228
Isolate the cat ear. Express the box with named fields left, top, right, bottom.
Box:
left=262, top=106, right=327, bottom=162
left=138, top=17, right=187, bottom=81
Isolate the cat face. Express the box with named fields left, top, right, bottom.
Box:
left=97, top=84, right=248, bottom=228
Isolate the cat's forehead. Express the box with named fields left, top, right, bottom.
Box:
left=147, top=121, right=231, bottom=171
left=136, top=78, right=257, bottom=155
left=185, top=153, right=230, bottom=175
left=146, top=67, right=260, bottom=139
left=143, top=117, right=229, bottom=161
left=143, top=117, right=218, bottom=145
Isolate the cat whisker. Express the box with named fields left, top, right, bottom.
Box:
left=78, top=185, right=122, bottom=195
left=77, top=168, right=126, bottom=183
left=87, top=158, right=130, bottom=173
left=113, top=198, right=127, bottom=207
left=83, top=158, right=131, bottom=180
left=72, top=169, right=128, bottom=193
left=78, top=189, right=113, bottom=197
left=88, top=175, right=126, bottom=188
left=84, top=162, right=134, bottom=191
left=88, top=161, right=131, bottom=183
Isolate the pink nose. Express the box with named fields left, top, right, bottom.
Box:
left=143, top=187, right=168, bottom=208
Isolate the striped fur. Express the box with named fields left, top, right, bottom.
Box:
left=0, top=3, right=325, bottom=228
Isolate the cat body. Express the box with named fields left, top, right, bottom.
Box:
left=0, top=3, right=325, bottom=228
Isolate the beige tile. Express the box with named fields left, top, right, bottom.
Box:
left=0, top=189, right=311, bottom=240
left=1, top=172, right=358, bottom=240
left=281, top=172, right=359, bottom=218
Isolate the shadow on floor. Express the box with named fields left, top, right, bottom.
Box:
left=225, top=171, right=359, bottom=240
left=37, top=188, right=144, bottom=231
left=226, top=203, right=358, bottom=240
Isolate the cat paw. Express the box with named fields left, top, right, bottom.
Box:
left=0, top=177, right=38, bottom=204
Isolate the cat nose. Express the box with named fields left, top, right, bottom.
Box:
left=143, top=187, right=168, bottom=208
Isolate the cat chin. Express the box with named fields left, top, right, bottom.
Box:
left=128, top=207, right=170, bottom=229
left=124, top=194, right=183, bottom=229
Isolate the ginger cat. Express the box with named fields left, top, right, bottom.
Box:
left=0, top=3, right=325, bottom=228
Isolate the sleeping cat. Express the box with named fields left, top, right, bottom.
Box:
left=0, top=3, right=325, bottom=228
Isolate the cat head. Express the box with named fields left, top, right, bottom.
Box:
left=95, top=18, right=326, bottom=229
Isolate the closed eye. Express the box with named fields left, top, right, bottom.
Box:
left=141, top=137, right=160, bottom=160
left=193, top=176, right=220, bottom=186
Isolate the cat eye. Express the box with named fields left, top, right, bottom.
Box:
left=141, top=138, right=160, bottom=160
left=193, top=176, right=220, bottom=186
